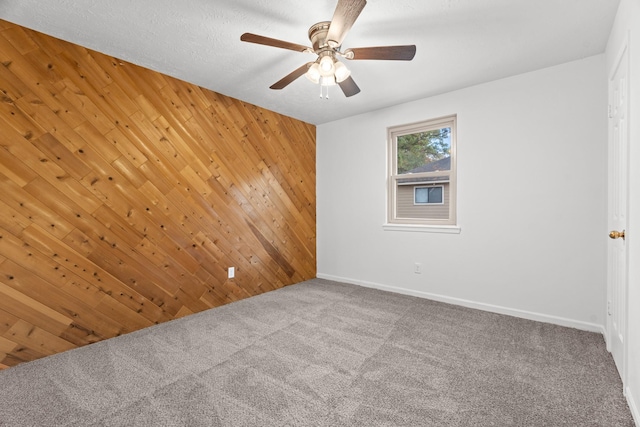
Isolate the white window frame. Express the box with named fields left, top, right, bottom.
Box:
left=385, top=115, right=459, bottom=232
left=414, top=185, right=444, bottom=205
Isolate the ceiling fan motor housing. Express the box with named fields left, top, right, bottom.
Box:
left=308, top=21, right=332, bottom=52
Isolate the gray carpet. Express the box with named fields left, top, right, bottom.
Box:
left=0, top=279, right=634, bottom=426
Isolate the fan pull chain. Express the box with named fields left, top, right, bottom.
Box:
left=319, top=85, right=330, bottom=100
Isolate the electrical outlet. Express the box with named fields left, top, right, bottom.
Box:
left=228, top=267, right=235, bottom=279
left=414, top=263, right=422, bottom=274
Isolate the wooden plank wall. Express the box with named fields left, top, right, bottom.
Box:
left=0, top=20, right=316, bottom=369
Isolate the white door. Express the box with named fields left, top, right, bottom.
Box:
left=607, top=38, right=629, bottom=380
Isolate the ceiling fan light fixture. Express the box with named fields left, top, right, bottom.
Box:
left=305, top=63, right=321, bottom=84
left=334, top=61, right=351, bottom=83
left=319, top=55, right=336, bottom=76
left=320, top=75, right=337, bottom=86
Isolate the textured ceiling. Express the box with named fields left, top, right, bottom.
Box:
left=0, top=0, right=620, bottom=125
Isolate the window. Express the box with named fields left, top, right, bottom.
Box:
left=387, top=115, right=457, bottom=227
left=415, top=186, right=443, bottom=205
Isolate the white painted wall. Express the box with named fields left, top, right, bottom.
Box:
left=607, top=0, right=640, bottom=423
left=317, top=55, right=607, bottom=332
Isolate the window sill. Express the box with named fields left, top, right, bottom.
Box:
left=382, top=223, right=461, bottom=234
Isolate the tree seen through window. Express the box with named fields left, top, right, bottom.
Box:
left=397, top=128, right=451, bottom=174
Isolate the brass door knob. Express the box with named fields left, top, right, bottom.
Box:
left=609, top=230, right=625, bottom=240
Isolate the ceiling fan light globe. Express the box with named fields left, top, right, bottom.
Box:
left=334, top=61, right=351, bottom=83
left=305, top=63, right=321, bottom=84
left=319, top=55, right=335, bottom=76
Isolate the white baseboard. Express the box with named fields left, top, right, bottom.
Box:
left=627, top=386, right=640, bottom=427
left=316, top=273, right=606, bottom=335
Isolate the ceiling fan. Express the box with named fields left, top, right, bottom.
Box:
left=240, top=0, right=416, bottom=98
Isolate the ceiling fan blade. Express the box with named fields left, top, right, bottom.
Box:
left=240, top=33, right=310, bottom=53
left=346, top=45, right=416, bottom=61
left=326, top=0, right=367, bottom=47
left=270, top=63, right=313, bottom=90
left=338, top=76, right=361, bottom=97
